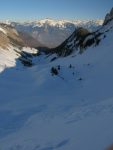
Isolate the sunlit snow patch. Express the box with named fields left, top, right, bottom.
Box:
left=0, top=27, right=7, bottom=35
left=22, top=47, right=38, bottom=55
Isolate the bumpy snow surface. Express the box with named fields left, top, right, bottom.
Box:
left=0, top=24, right=113, bottom=150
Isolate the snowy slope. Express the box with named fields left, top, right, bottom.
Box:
left=0, top=12, right=113, bottom=150
left=8, top=19, right=103, bottom=48
left=0, top=23, right=38, bottom=72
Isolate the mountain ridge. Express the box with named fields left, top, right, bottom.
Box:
left=3, top=19, right=103, bottom=48
left=51, top=9, right=113, bottom=57
left=0, top=23, right=38, bottom=72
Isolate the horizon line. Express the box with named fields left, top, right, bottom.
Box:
left=0, top=17, right=104, bottom=22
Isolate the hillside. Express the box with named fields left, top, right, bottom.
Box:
left=0, top=23, right=38, bottom=72
left=0, top=8, right=113, bottom=150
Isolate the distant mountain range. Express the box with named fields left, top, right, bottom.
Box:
left=2, top=19, right=103, bottom=48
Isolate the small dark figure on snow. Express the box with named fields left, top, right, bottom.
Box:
left=69, top=64, right=72, bottom=68
left=78, top=77, right=83, bottom=81
left=57, top=65, right=61, bottom=70
left=51, top=67, right=58, bottom=76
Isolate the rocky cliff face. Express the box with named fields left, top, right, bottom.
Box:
left=51, top=28, right=91, bottom=56
left=52, top=26, right=103, bottom=57
left=52, top=8, right=113, bottom=57
left=103, top=8, right=113, bottom=25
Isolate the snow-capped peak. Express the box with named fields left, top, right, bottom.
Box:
left=6, top=18, right=103, bottom=28
left=6, top=19, right=103, bottom=48
left=23, top=19, right=103, bottom=28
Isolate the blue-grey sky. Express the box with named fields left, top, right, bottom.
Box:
left=0, top=0, right=113, bottom=21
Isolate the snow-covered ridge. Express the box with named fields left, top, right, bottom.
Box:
left=7, top=18, right=103, bottom=28
left=53, top=10, right=113, bottom=57
left=4, top=19, right=103, bottom=48
left=37, top=19, right=103, bottom=28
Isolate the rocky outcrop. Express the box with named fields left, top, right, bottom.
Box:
left=0, top=23, right=37, bottom=68
left=0, top=23, right=24, bottom=49
left=103, top=8, right=113, bottom=25
left=50, top=8, right=113, bottom=57
left=51, top=28, right=90, bottom=56
left=107, top=144, right=113, bottom=150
